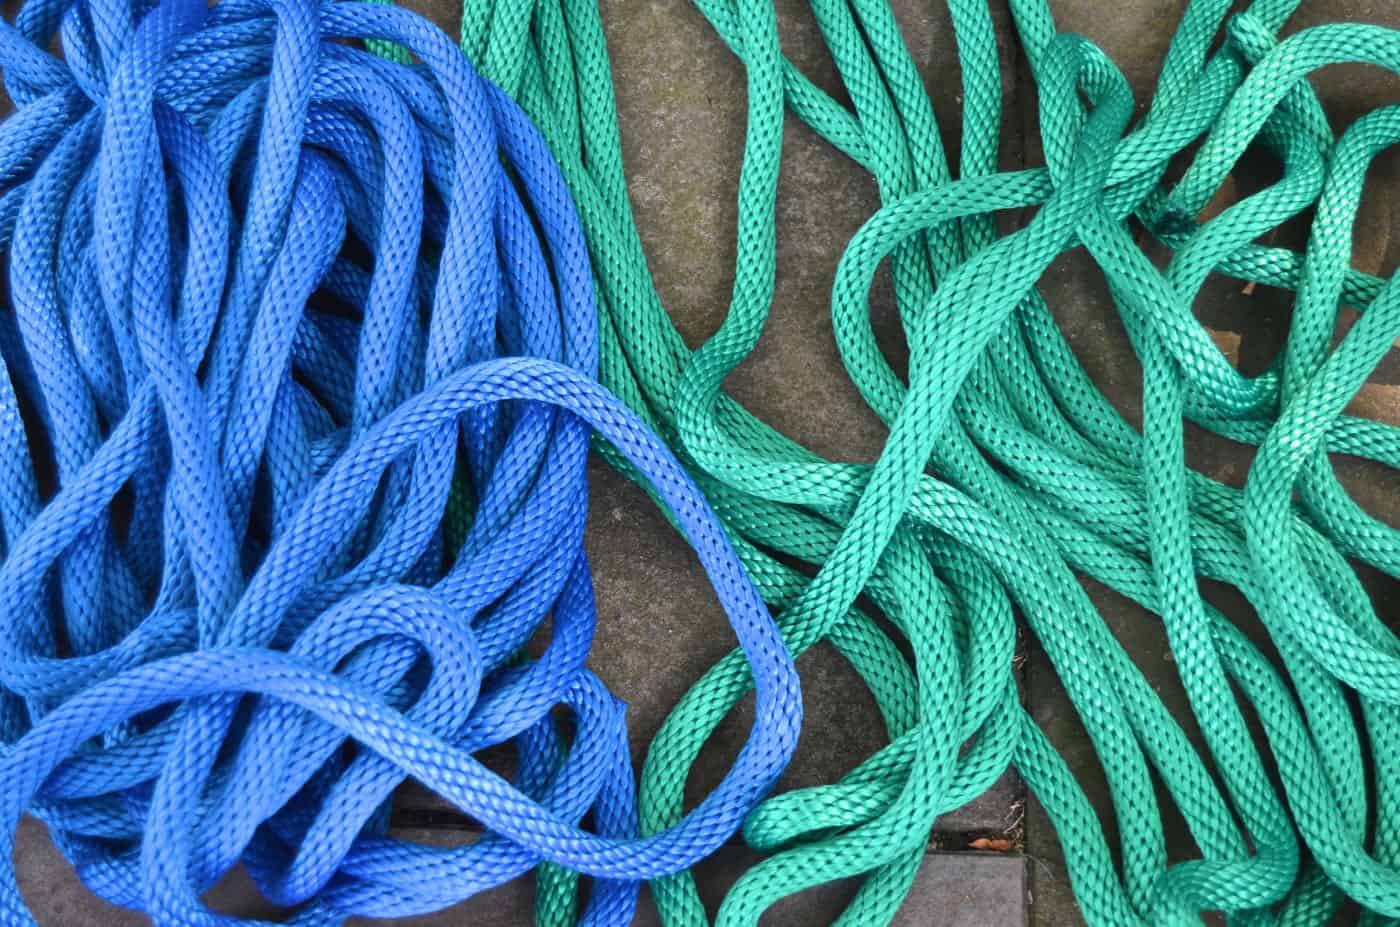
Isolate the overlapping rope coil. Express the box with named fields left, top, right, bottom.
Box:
left=452, top=0, right=1400, bottom=924
left=0, top=0, right=805, bottom=921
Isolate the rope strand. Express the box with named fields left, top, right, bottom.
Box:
left=456, top=0, right=1400, bottom=924
left=0, top=0, right=802, bottom=922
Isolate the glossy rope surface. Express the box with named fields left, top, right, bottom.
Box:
left=451, top=0, right=1400, bottom=924
left=0, top=0, right=804, bottom=921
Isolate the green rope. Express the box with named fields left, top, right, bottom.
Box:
left=432, top=0, right=1399, bottom=923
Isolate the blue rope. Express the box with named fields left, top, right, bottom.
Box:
left=0, top=0, right=803, bottom=922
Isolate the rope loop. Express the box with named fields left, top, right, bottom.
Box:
left=451, top=0, right=1400, bottom=923
left=0, top=0, right=803, bottom=921
left=1224, top=10, right=1278, bottom=67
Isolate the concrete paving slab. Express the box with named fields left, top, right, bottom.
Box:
left=579, top=0, right=1029, bottom=841
left=13, top=818, right=1025, bottom=926
left=631, top=848, right=1026, bottom=927
left=398, top=0, right=1027, bottom=842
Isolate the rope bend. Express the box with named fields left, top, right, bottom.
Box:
left=454, top=0, right=1400, bottom=924
left=0, top=0, right=803, bottom=922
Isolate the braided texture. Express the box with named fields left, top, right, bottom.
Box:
left=450, top=0, right=1400, bottom=924
left=0, top=0, right=804, bottom=922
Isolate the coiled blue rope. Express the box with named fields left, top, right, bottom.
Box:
left=0, top=0, right=803, bottom=922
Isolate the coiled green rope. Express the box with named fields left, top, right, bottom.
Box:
left=431, top=0, right=1399, bottom=923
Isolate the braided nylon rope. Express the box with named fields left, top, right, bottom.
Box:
left=0, top=0, right=805, bottom=921
left=439, top=0, right=1400, bottom=924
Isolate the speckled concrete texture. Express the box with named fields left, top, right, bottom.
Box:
left=629, top=847, right=1026, bottom=927
left=396, top=0, right=1027, bottom=840
left=11, top=820, right=1025, bottom=926
left=575, top=0, right=1029, bottom=840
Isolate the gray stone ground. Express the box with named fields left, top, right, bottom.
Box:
left=13, top=0, right=1400, bottom=924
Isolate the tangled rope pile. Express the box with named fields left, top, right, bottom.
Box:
left=0, top=0, right=805, bottom=921
left=451, top=0, right=1400, bottom=924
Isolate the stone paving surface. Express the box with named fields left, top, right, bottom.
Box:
left=14, top=819, right=1026, bottom=926
left=13, top=0, right=1400, bottom=924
